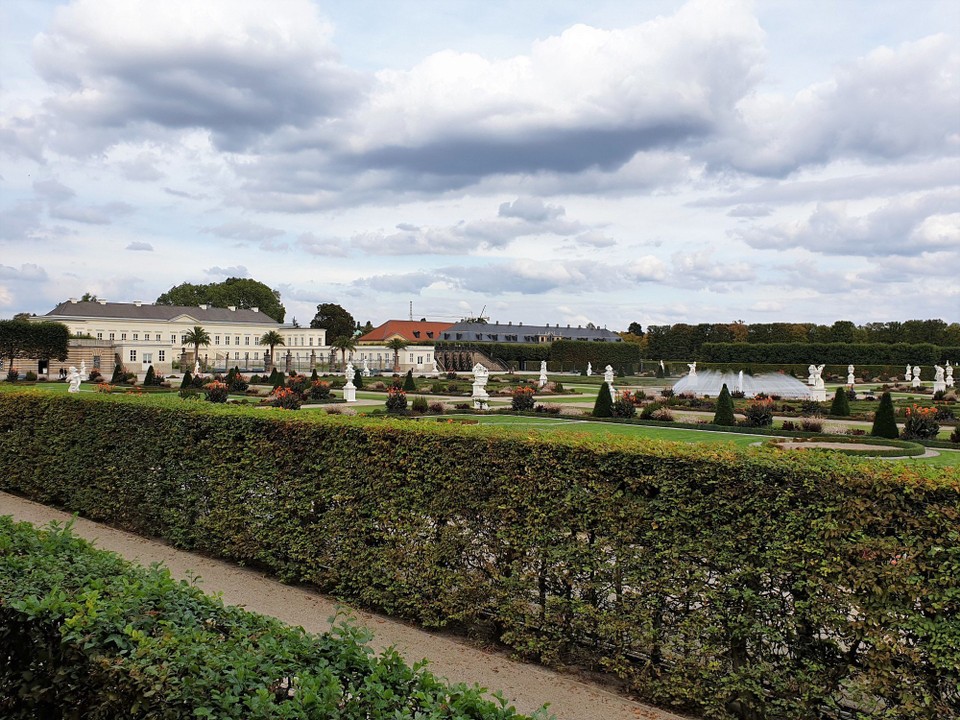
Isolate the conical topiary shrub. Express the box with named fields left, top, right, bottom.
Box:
left=830, top=386, right=850, bottom=416
left=180, top=371, right=193, bottom=389
left=592, top=382, right=613, bottom=417
left=353, top=368, right=364, bottom=389
left=713, top=383, right=735, bottom=426
left=871, top=391, right=899, bottom=439
left=111, top=363, right=123, bottom=384
left=403, top=369, right=416, bottom=392
left=143, top=365, right=156, bottom=387
left=310, top=368, right=319, bottom=381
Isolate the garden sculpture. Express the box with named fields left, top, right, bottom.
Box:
left=67, top=366, right=82, bottom=393
left=687, top=362, right=697, bottom=377
left=847, top=364, right=855, bottom=385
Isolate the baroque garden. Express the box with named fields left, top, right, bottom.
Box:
left=1, top=303, right=958, bottom=719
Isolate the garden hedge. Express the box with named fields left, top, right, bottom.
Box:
left=699, top=342, right=960, bottom=366
left=0, top=517, right=534, bottom=719
left=1, top=389, right=958, bottom=719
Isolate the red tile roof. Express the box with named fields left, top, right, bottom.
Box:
left=358, top=320, right=453, bottom=344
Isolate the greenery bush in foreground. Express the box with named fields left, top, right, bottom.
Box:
left=0, top=389, right=957, bottom=720
left=0, top=517, right=535, bottom=720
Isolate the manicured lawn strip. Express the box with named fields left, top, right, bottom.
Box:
left=1, top=386, right=957, bottom=719
left=0, top=516, right=536, bottom=720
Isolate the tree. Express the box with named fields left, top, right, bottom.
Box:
left=592, top=382, right=614, bottom=417
left=386, top=337, right=408, bottom=372
left=259, top=330, right=285, bottom=372
left=713, top=384, right=736, bottom=426
left=830, top=386, right=850, bottom=417
left=0, top=320, right=70, bottom=369
left=156, top=278, right=285, bottom=322
left=353, top=367, right=363, bottom=389
left=183, top=326, right=211, bottom=369
left=143, top=365, right=156, bottom=387
left=871, top=392, right=899, bottom=439
left=627, top=322, right=644, bottom=336
left=80, top=292, right=99, bottom=302
left=330, top=335, right=357, bottom=369
left=179, top=370, right=193, bottom=389
left=403, top=369, right=416, bottom=391
left=310, top=303, right=355, bottom=340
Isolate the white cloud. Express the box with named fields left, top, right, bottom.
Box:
left=126, top=241, right=153, bottom=251
left=202, top=221, right=285, bottom=242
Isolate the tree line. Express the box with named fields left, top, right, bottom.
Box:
left=632, top=319, right=960, bottom=359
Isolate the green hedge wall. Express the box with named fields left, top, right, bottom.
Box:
left=1, top=390, right=958, bottom=719
left=699, top=342, right=960, bottom=365
left=0, top=517, right=532, bottom=719
left=549, top=340, right=641, bottom=370
left=434, top=342, right=551, bottom=365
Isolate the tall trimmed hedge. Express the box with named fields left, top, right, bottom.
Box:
left=700, top=342, right=959, bottom=365
left=0, top=517, right=532, bottom=720
left=550, top=340, right=640, bottom=371
left=0, top=390, right=957, bottom=719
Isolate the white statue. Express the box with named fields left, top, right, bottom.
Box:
left=807, top=364, right=817, bottom=386
left=586, top=362, right=592, bottom=376
left=362, top=358, right=371, bottom=377
left=934, top=365, right=945, bottom=383
left=432, top=357, right=440, bottom=375
left=812, top=364, right=825, bottom=390
left=194, top=359, right=201, bottom=376
left=472, top=363, right=489, bottom=408
left=847, top=364, right=855, bottom=385
left=342, top=361, right=356, bottom=402
left=473, top=362, right=489, bottom=380
left=905, top=364, right=912, bottom=383
left=80, top=360, right=86, bottom=378
left=603, top=364, right=614, bottom=385
left=67, top=366, right=82, bottom=393
left=911, top=365, right=922, bottom=389
left=538, top=360, right=548, bottom=388
left=946, top=362, right=954, bottom=388
left=687, top=362, right=697, bottom=377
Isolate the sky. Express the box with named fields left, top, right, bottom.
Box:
left=1, top=0, right=958, bottom=331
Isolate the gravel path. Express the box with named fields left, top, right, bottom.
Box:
left=0, top=492, right=691, bottom=720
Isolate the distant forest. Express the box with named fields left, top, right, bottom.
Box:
left=625, top=320, right=960, bottom=360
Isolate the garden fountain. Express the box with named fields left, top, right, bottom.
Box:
left=672, top=369, right=814, bottom=399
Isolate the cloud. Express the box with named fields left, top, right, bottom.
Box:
left=296, top=232, right=350, bottom=257
left=711, top=35, right=960, bottom=176
left=202, top=220, right=285, bottom=241
left=0, top=202, right=44, bottom=242
left=30, top=0, right=363, bottom=154
left=117, top=153, right=165, bottom=181
left=205, top=265, right=249, bottom=278
left=727, top=204, right=772, bottom=218
left=498, top=197, right=564, bottom=222
left=33, top=178, right=76, bottom=203
left=354, top=271, right=438, bottom=294
left=164, top=187, right=208, bottom=200
left=49, top=201, right=135, bottom=225
left=126, top=241, right=154, bottom=251
left=734, top=191, right=960, bottom=257
left=0, top=263, right=48, bottom=281
left=670, top=249, right=755, bottom=291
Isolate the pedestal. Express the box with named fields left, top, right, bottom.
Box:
left=343, top=383, right=356, bottom=402
left=933, top=381, right=946, bottom=394
left=809, top=388, right=826, bottom=402
left=912, top=378, right=921, bottom=389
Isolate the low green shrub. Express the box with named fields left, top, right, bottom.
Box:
left=411, top=395, right=429, bottom=413
left=386, top=387, right=407, bottom=413
left=204, top=381, right=229, bottom=403
left=511, top=387, right=535, bottom=411
left=0, top=517, right=535, bottom=720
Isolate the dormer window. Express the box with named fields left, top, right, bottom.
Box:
left=413, top=331, right=421, bottom=338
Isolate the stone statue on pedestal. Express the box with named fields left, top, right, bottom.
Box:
left=67, top=366, right=82, bottom=393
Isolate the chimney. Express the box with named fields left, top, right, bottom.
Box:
left=98, top=299, right=107, bottom=305
left=508, top=321, right=512, bottom=325
left=199, top=304, right=207, bottom=310
left=134, top=300, right=142, bottom=307
left=69, top=298, right=78, bottom=303
left=228, top=305, right=236, bottom=311
left=251, top=307, right=259, bottom=313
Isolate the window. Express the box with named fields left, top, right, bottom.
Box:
left=156, top=334, right=161, bottom=341
left=254, top=352, right=259, bottom=359
left=109, top=332, right=115, bottom=341
left=96, top=332, right=103, bottom=340
left=158, top=350, right=165, bottom=362
left=224, top=336, right=229, bottom=345
left=133, top=333, right=138, bottom=341
left=244, top=336, right=250, bottom=345
left=235, top=352, right=239, bottom=360
left=92, top=355, right=101, bottom=368
left=309, top=337, right=313, bottom=346
left=215, top=335, right=220, bottom=345
left=121, top=333, right=127, bottom=340
left=143, top=353, right=152, bottom=363
left=181, top=335, right=187, bottom=344
left=171, top=334, right=177, bottom=344
left=235, top=336, right=240, bottom=345
left=408, top=353, right=414, bottom=363
left=129, top=350, right=137, bottom=361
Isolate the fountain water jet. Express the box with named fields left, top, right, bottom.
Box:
left=672, top=370, right=813, bottom=399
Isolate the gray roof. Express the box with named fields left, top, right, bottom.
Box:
left=45, top=301, right=279, bottom=326
left=441, top=321, right=621, bottom=343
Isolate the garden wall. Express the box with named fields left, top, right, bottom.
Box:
left=0, top=390, right=957, bottom=719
